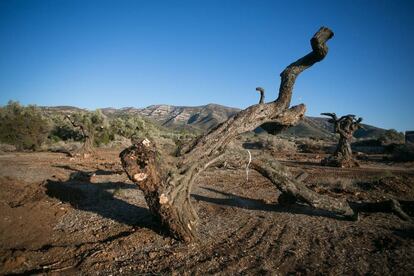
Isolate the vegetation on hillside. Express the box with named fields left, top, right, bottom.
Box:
left=378, top=129, right=405, bottom=144
left=0, top=101, right=195, bottom=151
left=0, top=101, right=50, bottom=150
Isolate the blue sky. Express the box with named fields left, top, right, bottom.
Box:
left=0, top=0, right=413, bottom=131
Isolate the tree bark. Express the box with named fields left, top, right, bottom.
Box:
left=120, top=27, right=345, bottom=242
left=321, top=113, right=362, bottom=167
left=221, top=150, right=354, bottom=216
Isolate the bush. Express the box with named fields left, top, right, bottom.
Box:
left=296, top=138, right=332, bottom=154
left=110, top=115, right=146, bottom=141
left=94, top=129, right=113, bottom=146
left=50, top=124, right=83, bottom=142
left=242, top=136, right=297, bottom=153
left=390, top=144, right=414, bottom=162
left=378, top=129, right=405, bottom=145
left=58, top=109, right=113, bottom=146
left=266, top=137, right=297, bottom=152
left=0, top=102, right=200, bottom=152
left=0, top=101, right=50, bottom=150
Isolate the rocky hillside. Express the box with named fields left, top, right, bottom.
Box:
left=41, top=104, right=386, bottom=139
left=135, top=104, right=239, bottom=131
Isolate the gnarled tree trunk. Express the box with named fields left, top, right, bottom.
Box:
left=321, top=113, right=362, bottom=167
left=66, top=115, right=94, bottom=158
left=120, top=27, right=355, bottom=242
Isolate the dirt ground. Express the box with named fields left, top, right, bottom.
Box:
left=0, top=148, right=413, bottom=275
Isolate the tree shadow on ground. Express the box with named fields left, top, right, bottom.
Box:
left=53, top=164, right=124, bottom=175
left=279, top=160, right=326, bottom=167
left=194, top=187, right=414, bottom=221
left=45, top=167, right=167, bottom=237
left=193, top=187, right=344, bottom=220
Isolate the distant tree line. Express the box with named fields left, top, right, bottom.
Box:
left=0, top=101, right=194, bottom=151
left=0, top=101, right=408, bottom=160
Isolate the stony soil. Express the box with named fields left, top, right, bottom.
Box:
left=0, top=149, right=413, bottom=275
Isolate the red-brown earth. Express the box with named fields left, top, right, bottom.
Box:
left=0, top=149, right=413, bottom=275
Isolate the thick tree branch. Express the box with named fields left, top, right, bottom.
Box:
left=219, top=150, right=353, bottom=216
left=276, top=27, right=334, bottom=108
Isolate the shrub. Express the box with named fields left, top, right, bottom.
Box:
left=50, top=124, right=83, bottom=142
left=94, top=129, right=113, bottom=146
left=266, top=137, right=297, bottom=152
left=63, top=110, right=113, bottom=146
left=296, top=138, right=331, bottom=153
left=378, top=129, right=405, bottom=145
left=242, top=136, right=297, bottom=153
left=390, top=144, right=414, bottom=162
left=110, top=114, right=148, bottom=141
left=0, top=101, right=50, bottom=150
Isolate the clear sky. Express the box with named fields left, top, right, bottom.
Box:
left=0, top=0, right=413, bottom=131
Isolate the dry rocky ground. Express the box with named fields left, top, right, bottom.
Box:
left=0, top=147, right=413, bottom=275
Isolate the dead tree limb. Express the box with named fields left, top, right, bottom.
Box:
left=120, top=27, right=349, bottom=242
left=349, top=199, right=411, bottom=221
left=221, top=150, right=354, bottom=216
left=321, top=113, right=363, bottom=167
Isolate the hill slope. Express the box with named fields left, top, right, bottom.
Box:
left=40, top=104, right=386, bottom=139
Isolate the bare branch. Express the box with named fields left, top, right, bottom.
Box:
left=256, top=87, right=265, bottom=104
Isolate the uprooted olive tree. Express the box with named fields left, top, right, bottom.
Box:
left=321, top=113, right=363, bottom=168
left=120, top=27, right=359, bottom=242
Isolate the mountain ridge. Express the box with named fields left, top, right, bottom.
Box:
left=39, top=104, right=386, bottom=139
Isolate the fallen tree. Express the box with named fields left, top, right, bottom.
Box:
left=120, top=27, right=357, bottom=242
left=321, top=113, right=363, bottom=167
